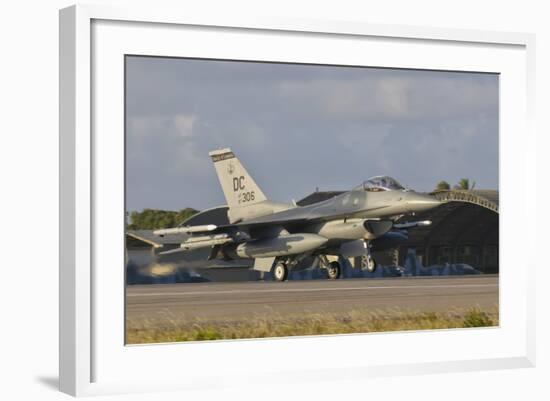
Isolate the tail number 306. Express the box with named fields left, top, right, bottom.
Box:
left=238, top=191, right=255, bottom=204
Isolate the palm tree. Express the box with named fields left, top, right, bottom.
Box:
left=455, top=178, right=470, bottom=190
left=435, top=180, right=451, bottom=191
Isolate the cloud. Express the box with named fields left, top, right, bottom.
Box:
left=276, top=73, right=497, bottom=123
left=125, top=57, right=499, bottom=211
left=173, top=114, right=197, bottom=138
left=377, top=77, right=411, bottom=118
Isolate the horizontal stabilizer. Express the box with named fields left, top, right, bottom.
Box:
left=158, top=247, right=188, bottom=256
left=127, top=230, right=187, bottom=247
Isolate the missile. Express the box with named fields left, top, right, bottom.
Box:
left=180, top=234, right=232, bottom=250
left=158, top=233, right=232, bottom=255
left=393, top=220, right=431, bottom=229
left=153, top=224, right=217, bottom=236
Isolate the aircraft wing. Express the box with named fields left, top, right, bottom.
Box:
left=232, top=207, right=389, bottom=231
left=153, top=217, right=310, bottom=237
left=235, top=217, right=309, bottom=230
left=151, top=216, right=430, bottom=240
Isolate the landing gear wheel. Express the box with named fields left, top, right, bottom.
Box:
left=272, top=262, right=289, bottom=282
left=327, top=261, right=341, bottom=279
left=365, top=255, right=377, bottom=273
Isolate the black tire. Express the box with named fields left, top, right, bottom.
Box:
left=327, top=261, right=341, bottom=279
left=272, top=262, right=288, bottom=282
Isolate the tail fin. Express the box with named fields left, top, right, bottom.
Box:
left=209, top=148, right=267, bottom=209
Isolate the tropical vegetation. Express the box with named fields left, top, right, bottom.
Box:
left=127, top=208, right=199, bottom=230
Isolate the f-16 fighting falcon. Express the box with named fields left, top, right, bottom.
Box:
left=153, top=148, right=442, bottom=281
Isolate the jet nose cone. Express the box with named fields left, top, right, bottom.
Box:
left=406, top=193, right=442, bottom=213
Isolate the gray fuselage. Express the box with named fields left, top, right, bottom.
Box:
left=235, top=188, right=439, bottom=227
left=225, top=189, right=440, bottom=258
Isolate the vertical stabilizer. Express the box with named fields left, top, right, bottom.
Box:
left=209, top=148, right=267, bottom=210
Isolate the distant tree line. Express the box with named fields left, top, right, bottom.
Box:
left=434, top=178, right=475, bottom=191
left=127, top=208, right=199, bottom=230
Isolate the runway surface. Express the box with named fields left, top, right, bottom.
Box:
left=126, top=275, right=499, bottom=323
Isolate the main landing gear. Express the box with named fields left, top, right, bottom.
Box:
left=326, top=261, right=341, bottom=279
left=362, top=253, right=378, bottom=273
left=272, top=261, right=289, bottom=282
left=318, top=255, right=341, bottom=280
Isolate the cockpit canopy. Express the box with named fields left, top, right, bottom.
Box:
left=355, top=176, right=406, bottom=192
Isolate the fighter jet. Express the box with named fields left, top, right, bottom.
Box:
left=153, top=148, right=441, bottom=281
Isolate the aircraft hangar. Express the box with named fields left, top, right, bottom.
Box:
left=398, top=189, right=499, bottom=274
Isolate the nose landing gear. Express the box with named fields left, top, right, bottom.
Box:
left=362, top=253, right=377, bottom=273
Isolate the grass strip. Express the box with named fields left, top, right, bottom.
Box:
left=126, top=306, right=498, bottom=344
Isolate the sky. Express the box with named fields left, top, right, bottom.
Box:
left=125, top=56, right=499, bottom=212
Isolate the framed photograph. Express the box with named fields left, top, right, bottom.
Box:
left=59, top=4, right=536, bottom=396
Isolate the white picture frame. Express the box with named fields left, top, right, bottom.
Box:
left=59, top=4, right=536, bottom=397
